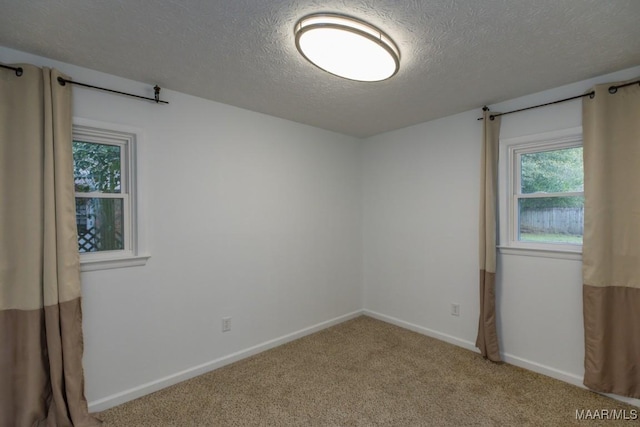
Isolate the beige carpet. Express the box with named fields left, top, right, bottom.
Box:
left=98, top=316, right=637, bottom=426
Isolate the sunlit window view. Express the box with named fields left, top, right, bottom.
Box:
left=73, top=140, right=125, bottom=252
left=516, top=146, right=584, bottom=245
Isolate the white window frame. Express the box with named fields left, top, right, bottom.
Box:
left=499, top=127, right=583, bottom=259
left=73, top=120, right=149, bottom=271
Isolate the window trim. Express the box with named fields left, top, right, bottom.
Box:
left=500, top=127, right=583, bottom=255
left=73, top=118, right=149, bottom=271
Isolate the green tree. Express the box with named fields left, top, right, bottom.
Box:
left=73, top=142, right=122, bottom=251
left=520, top=147, right=583, bottom=209
left=73, top=142, right=121, bottom=193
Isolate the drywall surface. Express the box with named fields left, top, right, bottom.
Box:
left=362, top=109, right=482, bottom=348
left=362, top=65, right=640, bottom=406
left=0, top=46, right=363, bottom=408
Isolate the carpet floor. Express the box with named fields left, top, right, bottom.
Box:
left=97, top=316, right=637, bottom=426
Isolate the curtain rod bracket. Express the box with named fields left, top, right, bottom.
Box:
left=477, top=105, right=490, bottom=120
left=154, top=85, right=161, bottom=103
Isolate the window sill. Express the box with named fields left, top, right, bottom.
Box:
left=498, top=246, right=582, bottom=261
left=80, top=254, right=150, bottom=272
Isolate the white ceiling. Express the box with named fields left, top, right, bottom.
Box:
left=1, top=0, right=639, bottom=137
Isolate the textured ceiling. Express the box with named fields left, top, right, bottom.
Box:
left=1, top=0, right=639, bottom=137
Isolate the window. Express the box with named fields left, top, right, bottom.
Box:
left=72, top=123, right=147, bottom=270
left=505, top=128, right=583, bottom=253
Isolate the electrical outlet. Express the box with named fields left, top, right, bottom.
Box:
left=451, top=303, right=460, bottom=317
left=222, top=317, right=231, bottom=332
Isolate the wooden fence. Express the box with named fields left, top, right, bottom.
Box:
left=78, top=227, right=123, bottom=252
left=520, top=207, right=584, bottom=235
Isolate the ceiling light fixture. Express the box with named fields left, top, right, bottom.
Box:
left=294, top=13, right=400, bottom=82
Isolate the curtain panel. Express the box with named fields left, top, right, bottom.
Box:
left=0, top=65, right=100, bottom=426
left=476, top=110, right=502, bottom=362
left=582, top=78, right=640, bottom=399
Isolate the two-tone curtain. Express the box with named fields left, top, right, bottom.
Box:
left=476, top=109, right=502, bottom=362
left=0, top=65, right=100, bottom=426
left=582, top=78, right=640, bottom=399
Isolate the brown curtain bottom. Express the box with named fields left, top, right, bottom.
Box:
left=0, top=298, right=101, bottom=427
left=476, top=270, right=501, bottom=362
left=584, top=285, right=640, bottom=399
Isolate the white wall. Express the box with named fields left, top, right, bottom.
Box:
left=362, top=65, right=640, bottom=407
left=0, top=46, right=363, bottom=410
left=362, top=109, right=483, bottom=347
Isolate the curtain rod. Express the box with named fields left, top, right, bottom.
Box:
left=1, top=63, right=168, bottom=104
left=478, top=79, right=640, bottom=121
left=0, top=63, right=24, bottom=76
left=57, top=77, right=168, bottom=104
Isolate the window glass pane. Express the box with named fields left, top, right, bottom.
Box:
left=73, top=141, right=121, bottom=193
left=518, top=197, right=584, bottom=244
left=520, top=147, right=583, bottom=194
left=75, top=198, right=124, bottom=252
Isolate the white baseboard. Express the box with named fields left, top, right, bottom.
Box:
left=500, top=352, right=583, bottom=387
left=364, top=309, right=640, bottom=408
left=362, top=310, right=478, bottom=352
left=89, top=309, right=639, bottom=412
left=502, top=353, right=640, bottom=407
left=88, top=310, right=364, bottom=412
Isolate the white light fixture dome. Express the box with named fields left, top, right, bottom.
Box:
left=294, top=13, right=400, bottom=82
